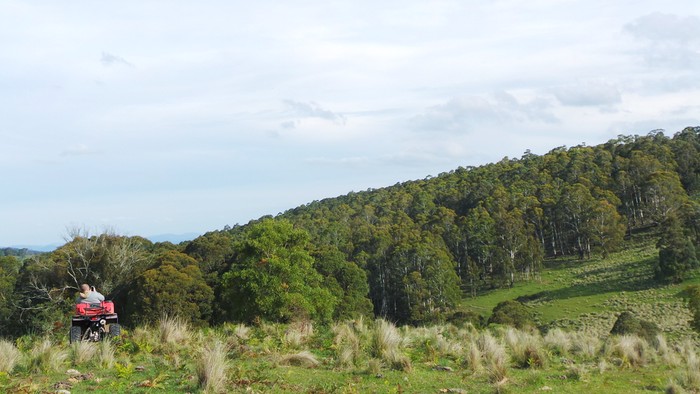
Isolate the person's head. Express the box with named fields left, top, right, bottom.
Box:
left=80, top=284, right=90, bottom=293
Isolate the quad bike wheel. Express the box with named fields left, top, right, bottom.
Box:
left=109, top=323, right=121, bottom=338
left=70, top=326, right=82, bottom=344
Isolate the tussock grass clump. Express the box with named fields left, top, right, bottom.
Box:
left=655, top=334, right=681, bottom=367
left=672, top=347, right=700, bottom=392
left=220, top=322, right=251, bottom=343
left=477, top=332, right=509, bottom=382
left=367, top=358, right=382, bottom=375
left=196, top=340, right=229, bottom=394
left=504, top=328, right=546, bottom=368
left=132, top=325, right=158, bottom=352
left=278, top=350, right=320, bottom=368
left=71, top=341, right=98, bottom=366
left=609, top=335, right=649, bottom=367
left=570, top=332, right=601, bottom=360
left=464, top=341, right=482, bottom=373
left=544, top=328, right=571, bottom=356
left=333, top=322, right=361, bottom=368
left=372, top=319, right=412, bottom=371
left=98, top=339, right=116, bottom=368
left=159, top=315, right=191, bottom=345
left=28, top=338, right=68, bottom=373
left=0, top=339, right=21, bottom=373
left=233, top=324, right=250, bottom=341
left=283, top=320, right=314, bottom=350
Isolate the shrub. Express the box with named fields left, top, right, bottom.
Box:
left=488, top=300, right=533, bottom=328
left=610, top=311, right=659, bottom=344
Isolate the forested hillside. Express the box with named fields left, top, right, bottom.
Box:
left=1, top=127, right=699, bottom=336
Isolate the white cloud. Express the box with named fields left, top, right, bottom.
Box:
left=551, top=82, right=622, bottom=108
left=624, top=13, right=700, bottom=70
left=283, top=100, right=346, bottom=125
left=624, top=13, right=700, bottom=44
left=100, top=52, right=134, bottom=67
left=411, top=92, right=557, bottom=133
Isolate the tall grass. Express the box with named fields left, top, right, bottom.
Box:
left=504, top=328, right=546, bottom=368
left=28, top=338, right=68, bottom=373
left=372, top=319, right=411, bottom=371
left=464, top=340, right=483, bottom=373
left=477, top=331, right=509, bottom=383
left=196, top=339, right=229, bottom=394
left=609, top=335, right=649, bottom=367
left=159, top=315, right=191, bottom=345
left=570, top=332, right=601, bottom=360
left=283, top=320, right=314, bottom=350
left=99, top=339, right=116, bottom=368
left=333, top=322, right=361, bottom=368
left=544, top=328, right=571, bottom=356
left=673, top=348, right=700, bottom=392
left=70, top=341, right=98, bottom=366
left=0, top=339, right=21, bottom=374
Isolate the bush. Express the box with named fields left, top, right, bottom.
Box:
left=610, top=311, right=659, bottom=343
left=488, top=300, right=533, bottom=328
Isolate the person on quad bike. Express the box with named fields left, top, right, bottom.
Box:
left=77, top=283, right=105, bottom=304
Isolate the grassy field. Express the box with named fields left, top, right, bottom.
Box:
left=2, top=237, right=700, bottom=393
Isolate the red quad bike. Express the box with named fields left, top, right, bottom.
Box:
left=70, top=301, right=121, bottom=343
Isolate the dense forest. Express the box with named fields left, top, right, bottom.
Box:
left=1, top=127, right=699, bottom=336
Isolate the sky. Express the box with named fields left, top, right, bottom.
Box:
left=1, top=1, right=699, bottom=247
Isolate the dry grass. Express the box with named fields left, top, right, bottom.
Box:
left=333, top=322, right=361, bottom=368
left=0, top=339, right=21, bottom=374
left=372, top=319, right=411, bottom=371
left=283, top=320, right=314, bottom=350
left=28, top=338, right=68, bottom=373
left=70, top=341, right=98, bottom=366
left=655, top=334, right=681, bottom=367
left=99, top=339, right=116, bottom=368
left=504, top=328, right=546, bottom=368
left=477, top=332, right=509, bottom=382
left=196, top=339, right=229, bottom=394
left=464, top=340, right=483, bottom=373
left=159, top=315, right=191, bottom=345
left=278, top=350, right=320, bottom=368
left=544, top=328, right=571, bottom=356
left=571, top=332, right=602, bottom=360
left=609, top=335, right=649, bottom=367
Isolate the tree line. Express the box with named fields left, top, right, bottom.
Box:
left=1, top=127, right=699, bottom=336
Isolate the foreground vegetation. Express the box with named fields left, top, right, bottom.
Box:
left=0, top=315, right=699, bottom=394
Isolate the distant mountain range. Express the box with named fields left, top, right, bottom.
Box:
left=4, top=232, right=201, bottom=253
